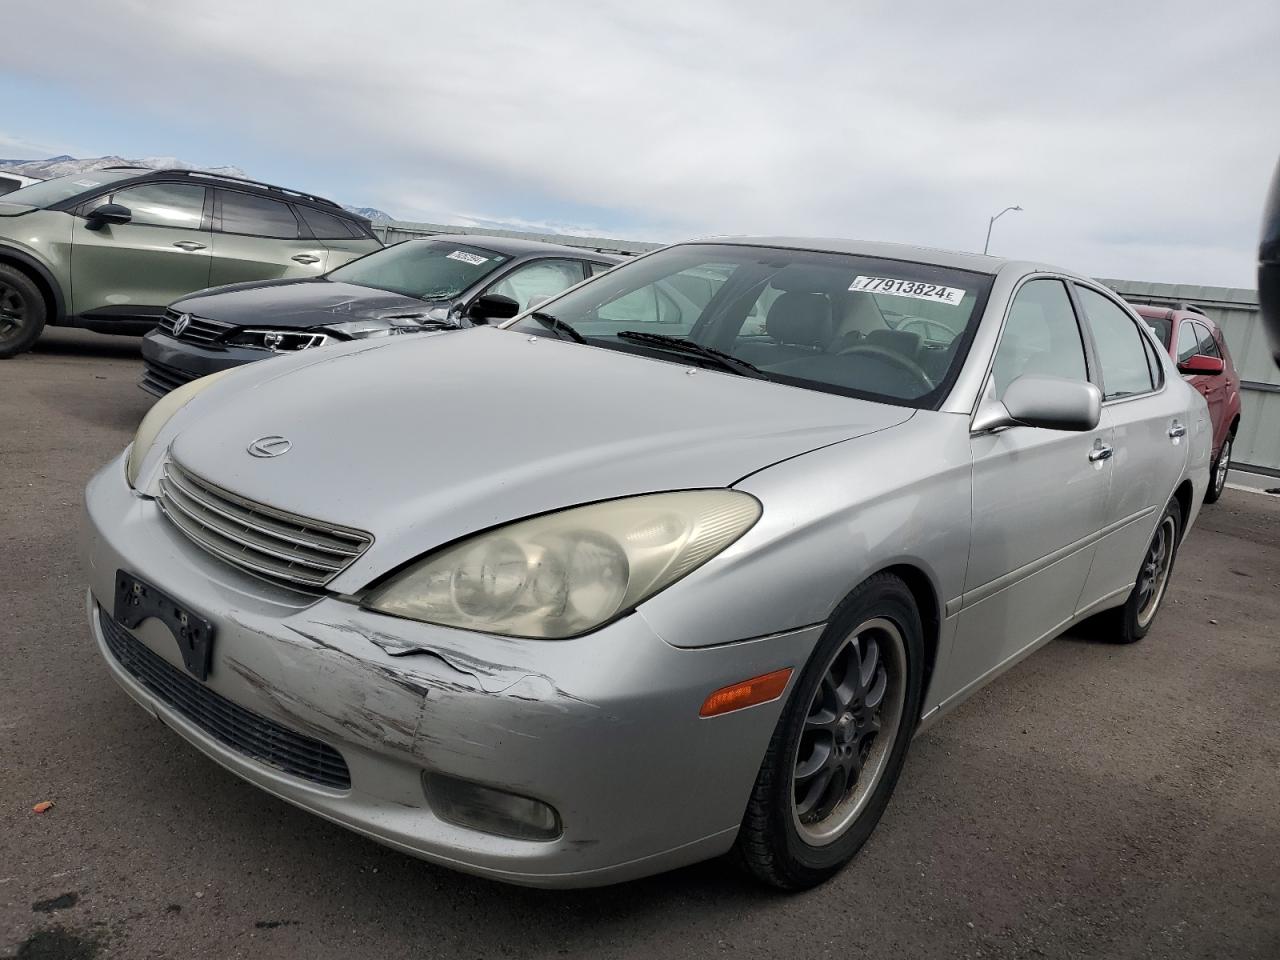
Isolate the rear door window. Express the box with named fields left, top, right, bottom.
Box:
left=1076, top=286, right=1156, bottom=399
left=218, top=190, right=301, bottom=239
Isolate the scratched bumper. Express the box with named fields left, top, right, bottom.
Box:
left=83, top=453, right=823, bottom=887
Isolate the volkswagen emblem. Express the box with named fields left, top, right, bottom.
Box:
left=172, top=313, right=192, bottom=336
left=248, top=435, right=292, bottom=458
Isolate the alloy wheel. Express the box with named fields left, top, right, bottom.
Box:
left=1214, top=440, right=1232, bottom=497
left=0, top=280, right=27, bottom=344
left=791, top=617, right=907, bottom=846
left=1136, top=515, right=1177, bottom=628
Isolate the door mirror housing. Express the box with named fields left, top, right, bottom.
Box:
left=972, top=375, right=1102, bottom=434
left=1177, top=354, right=1225, bottom=376
left=467, top=292, right=520, bottom=324
left=85, top=203, right=132, bottom=229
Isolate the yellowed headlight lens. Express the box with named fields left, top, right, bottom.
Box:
left=126, top=368, right=235, bottom=489
left=365, top=491, right=761, bottom=639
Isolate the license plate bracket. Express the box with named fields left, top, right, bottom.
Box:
left=114, top=570, right=215, bottom=681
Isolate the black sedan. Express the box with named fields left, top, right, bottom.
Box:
left=140, top=234, right=620, bottom=395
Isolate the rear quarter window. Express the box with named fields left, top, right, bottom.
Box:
left=218, top=190, right=301, bottom=239
left=299, top=205, right=367, bottom=240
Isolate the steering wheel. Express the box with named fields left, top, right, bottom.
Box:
left=835, top=344, right=935, bottom=393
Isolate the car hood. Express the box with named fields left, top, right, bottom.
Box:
left=173, top=277, right=440, bottom=328
left=167, top=327, right=913, bottom=589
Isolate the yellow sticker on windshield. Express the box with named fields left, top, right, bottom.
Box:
left=850, top=276, right=965, bottom=305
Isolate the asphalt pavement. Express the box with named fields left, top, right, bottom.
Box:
left=2, top=328, right=1278, bottom=960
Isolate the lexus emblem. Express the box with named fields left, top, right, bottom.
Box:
left=172, top=313, right=192, bottom=336
left=248, top=435, right=292, bottom=458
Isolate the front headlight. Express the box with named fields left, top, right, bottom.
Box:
left=225, top=329, right=332, bottom=351
left=323, top=314, right=450, bottom=340
left=126, top=368, right=235, bottom=489
left=363, top=490, right=761, bottom=639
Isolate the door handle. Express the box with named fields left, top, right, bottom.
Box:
left=1168, top=422, right=1187, bottom=439
left=292, top=254, right=321, bottom=264
left=172, top=241, right=206, bottom=251
left=1089, top=442, right=1114, bottom=463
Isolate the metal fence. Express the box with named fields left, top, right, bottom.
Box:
left=373, top=221, right=1277, bottom=473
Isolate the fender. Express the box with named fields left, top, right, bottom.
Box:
left=0, top=244, right=67, bottom=324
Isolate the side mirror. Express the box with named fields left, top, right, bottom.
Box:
left=1177, top=354, right=1225, bottom=376
left=467, top=292, right=520, bottom=324
left=972, top=374, right=1102, bottom=434
left=85, top=203, right=132, bottom=229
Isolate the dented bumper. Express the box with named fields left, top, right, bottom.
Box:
left=83, top=453, right=823, bottom=887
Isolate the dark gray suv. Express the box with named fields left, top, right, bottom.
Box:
left=0, top=167, right=379, bottom=357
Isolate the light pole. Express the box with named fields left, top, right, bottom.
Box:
left=983, top=205, right=1023, bottom=255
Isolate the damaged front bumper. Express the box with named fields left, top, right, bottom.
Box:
left=83, top=453, right=824, bottom=887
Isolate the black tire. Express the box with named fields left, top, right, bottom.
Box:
left=0, top=263, right=48, bottom=359
left=734, top=573, right=924, bottom=890
left=1203, top=436, right=1232, bottom=504
left=1103, top=497, right=1183, bottom=644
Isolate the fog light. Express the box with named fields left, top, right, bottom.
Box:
left=423, top=773, right=561, bottom=841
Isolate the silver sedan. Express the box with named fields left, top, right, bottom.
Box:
left=84, top=238, right=1210, bottom=889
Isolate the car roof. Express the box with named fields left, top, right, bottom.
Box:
left=1131, top=302, right=1218, bottom=329
left=415, top=233, right=622, bottom=262
left=677, top=236, right=1089, bottom=281
left=96, top=166, right=363, bottom=220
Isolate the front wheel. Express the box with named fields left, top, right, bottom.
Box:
left=734, top=573, right=924, bottom=890
left=1203, top=437, right=1232, bottom=504
left=0, top=263, right=47, bottom=359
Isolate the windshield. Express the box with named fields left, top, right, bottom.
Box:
left=507, top=243, right=993, bottom=407
left=0, top=169, right=142, bottom=208
left=326, top=240, right=509, bottom=300
left=1140, top=314, right=1173, bottom=348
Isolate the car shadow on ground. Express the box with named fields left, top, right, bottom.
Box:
left=29, top=378, right=153, bottom=434
left=29, top=327, right=146, bottom=360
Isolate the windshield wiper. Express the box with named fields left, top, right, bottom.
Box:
left=615, top=330, right=764, bottom=378
left=528, top=311, right=587, bottom=344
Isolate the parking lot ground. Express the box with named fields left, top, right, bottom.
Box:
left=2, top=328, right=1278, bottom=960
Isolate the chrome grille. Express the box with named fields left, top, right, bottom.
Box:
left=160, top=308, right=236, bottom=346
left=157, top=459, right=373, bottom=591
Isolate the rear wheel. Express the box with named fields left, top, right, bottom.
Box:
left=0, top=264, right=47, bottom=359
left=1203, top=436, right=1232, bottom=504
left=1103, top=498, right=1183, bottom=644
left=734, top=574, right=924, bottom=890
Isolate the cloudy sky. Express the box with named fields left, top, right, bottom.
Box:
left=4, top=0, right=1278, bottom=286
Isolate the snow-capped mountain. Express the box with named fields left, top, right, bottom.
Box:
left=341, top=205, right=393, bottom=223
left=0, top=155, right=246, bottom=180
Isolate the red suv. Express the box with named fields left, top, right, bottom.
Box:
left=1133, top=303, right=1242, bottom=503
